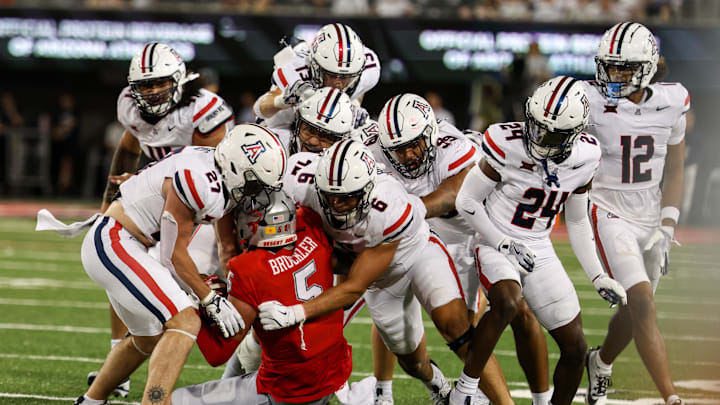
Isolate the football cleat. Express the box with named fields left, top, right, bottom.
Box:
left=72, top=395, right=107, bottom=405
left=375, top=393, right=394, bottom=405
left=87, top=370, right=130, bottom=398
left=585, top=347, right=612, bottom=405
left=428, top=360, right=451, bottom=405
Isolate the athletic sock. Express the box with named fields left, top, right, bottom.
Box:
left=531, top=390, right=552, bottom=405
left=455, top=371, right=479, bottom=396
left=376, top=380, right=393, bottom=399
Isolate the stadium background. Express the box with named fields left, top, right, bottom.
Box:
left=0, top=1, right=718, bottom=404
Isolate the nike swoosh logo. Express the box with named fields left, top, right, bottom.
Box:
left=656, top=106, right=670, bottom=111
left=168, top=126, right=176, bottom=131
left=462, top=208, right=475, bottom=215
left=572, top=163, right=585, bottom=170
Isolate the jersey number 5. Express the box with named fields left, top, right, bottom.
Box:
left=621, top=135, right=654, bottom=183
left=293, top=260, right=323, bottom=302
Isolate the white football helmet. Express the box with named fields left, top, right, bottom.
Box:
left=127, top=43, right=199, bottom=117
left=315, top=139, right=377, bottom=229
left=377, top=94, right=439, bottom=179
left=309, top=23, right=366, bottom=92
left=524, top=76, right=589, bottom=163
left=292, top=87, right=354, bottom=154
left=215, top=123, right=287, bottom=209
left=596, top=22, right=659, bottom=98
left=236, top=189, right=298, bottom=249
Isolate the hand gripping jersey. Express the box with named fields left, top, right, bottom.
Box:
left=118, top=146, right=228, bottom=244
left=583, top=81, right=690, bottom=226
left=225, top=208, right=352, bottom=403
left=263, top=43, right=381, bottom=129
left=366, top=120, right=479, bottom=245
left=481, top=122, right=601, bottom=242
left=117, top=86, right=234, bottom=160
left=283, top=152, right=430, bottom=288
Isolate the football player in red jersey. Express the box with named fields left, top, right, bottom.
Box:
left=173, top=189, right=354, bottom=405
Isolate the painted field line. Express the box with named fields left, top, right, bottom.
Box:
left=576, top=291, right=720, bottom=306
left=0, top=393, right=139, bottom=404
left=0, top=261, right=80, bottom=273
left=0, top=277, right=97, bottom=289
left=0, top=249, right=81, bottom=262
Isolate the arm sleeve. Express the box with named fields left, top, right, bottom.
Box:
left=455, top=164, right=506, bottom=250
left=565, top=191, right=605, bottom=282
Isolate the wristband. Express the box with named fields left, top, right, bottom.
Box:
left=660, top=206, right=680, bottom=224
left=199, top=290, right=216, bottom=306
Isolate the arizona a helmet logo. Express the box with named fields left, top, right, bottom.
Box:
left=412, top=100, right=431, bottom=119
left=360, top=152, right=375, bottom=175
left=241, top=140, right=266, bottom=164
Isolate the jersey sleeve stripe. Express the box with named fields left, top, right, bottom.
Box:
left=174, top=172, right=192, bottom=208
left=481, top=143, right=505, bottom=167
left=684, top=94, right=690, bottom=107
left=448, top=145, right=476, bottom=171
left=429, top=235, right=465, bottom=302
left=483, top=130, right=505, bottom=159
left=193, top=97, right=218, bottom=123
left=277, top=68, right=289, bottom=87
left=184, top=169, right=205, bottom=210
left=383, top=203, right=412, bottom=236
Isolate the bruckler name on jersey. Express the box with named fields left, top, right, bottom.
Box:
left=268, top=236, right=319, bottom=275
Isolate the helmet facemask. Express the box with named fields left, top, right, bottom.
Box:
left=524, top=111, right=581, bottom=164
left=383, top=133, right=436, bottom=179
left=292, top=116, right=347, bottom=154
left=226, top=169, right=282, bottom=209
left=596, top=58, right=648, bottom=99
left=235, top=190, right=297, bottom=249
left=316, top=181, right=374, bottom=230
left=309, top=59, right=363, bottom=93
left=129, top=73, right=181, bottom=117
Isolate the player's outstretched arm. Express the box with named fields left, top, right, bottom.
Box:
left=214, top=214, right=238, bottom=277
left=565, top=185, right=626, bottom=307
left=101, top=130, right=140, bottom=212
left=259, top=240, right=400, bottom=330
left=422, top=165, right=473, bottom=218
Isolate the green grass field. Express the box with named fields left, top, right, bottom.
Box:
left=0, top=216, right=719, bottom=404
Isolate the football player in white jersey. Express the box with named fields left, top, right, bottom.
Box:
left=93, top=42, right=235, bottom=397
left=365, top=93, right=516, bottom=405
left=449, top=76, right=627, bottom=405
left=266, top=86, right=356, bottom=155
left=261, top=140, right=506, bottom=405
left=582, top=22, right=688, bottom=405
left=72, top=124, right=286, bottom=405
left=253, top=23, right=380, bottom=128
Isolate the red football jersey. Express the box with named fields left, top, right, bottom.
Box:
left=227, top=207, right=352, bottom=403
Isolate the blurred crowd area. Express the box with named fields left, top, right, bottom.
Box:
left=6, top=0, right=714, bottom=23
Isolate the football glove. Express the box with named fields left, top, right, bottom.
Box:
left=497, top=237, right=535, bottom=273
left=591, top=274, right=627, bottom=308
left=200, top=291, right=244, bottom=339
left=258, top=300, right=306, bottom=331
left=643, top=225, right=678, bottom=277
left=281, top=79, right=315, bottom=107
left=203, top=275, right=228, bottom=298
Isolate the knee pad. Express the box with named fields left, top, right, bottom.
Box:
left=447, top=327, right=474, bottom=353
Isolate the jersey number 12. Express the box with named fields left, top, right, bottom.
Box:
left=621, top=135, right=654, bottom=183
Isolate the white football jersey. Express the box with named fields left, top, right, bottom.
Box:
left=117, top=87, right=234, bottom=161
left=119, top=146, right=228, bottom=244
left=283, top=152, right=430, bottom=287
left=481, top=122, right=601, bottom=242
left=263, top=44, right=381, bottom=129
left=583, top=81, right=689, bottom=226
left=366, top=120, right=479, bottom=245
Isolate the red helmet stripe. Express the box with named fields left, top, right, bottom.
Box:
left=544, top=76, right=570, bottom=118
left=141, top=43, right=150, bottom=73
left=250, top=123, right=286, bottom=176
left=317, top=88, right=336, bottom=121
left=609, top=23, right=625, bottom=54
left=334, top=24, right=344, bottom=68
left=385, top=96, right=397, bottom=140
left=328, top=140, right=343, bottom=186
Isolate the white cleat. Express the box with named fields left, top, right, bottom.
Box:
left=375, top=395, right=394, bottom=405
left=449, top=386, right=489, bottom=405
left=585, top=347, right=611, bottom=405
left=87, top=370, right=130, bottom=398
left=428, top=361, right=451, bottom=405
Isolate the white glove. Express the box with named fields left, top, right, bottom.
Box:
left=591, top=274, right=627, bottom=308
left=643, top=225, right=677, bottom=277
left=279, top=80, right=315, bottom=107
left=200, top=291, right=245, bottom=338
left=350, top=104, right=369, bottom=128
left=258, top=300, right=306, bottom=331
left=497, top=237, right=535, bottom=273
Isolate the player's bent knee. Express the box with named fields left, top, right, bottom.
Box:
left=492, top=294, right=522, bottom=325
left=164, top=307, right=201, bottom=336
left=132, top=334, right=162, bottom=356
left=446, top=327, right=473, bottom=354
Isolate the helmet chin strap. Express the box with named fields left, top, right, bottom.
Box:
left=541, top=159, right=560, bottom=188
